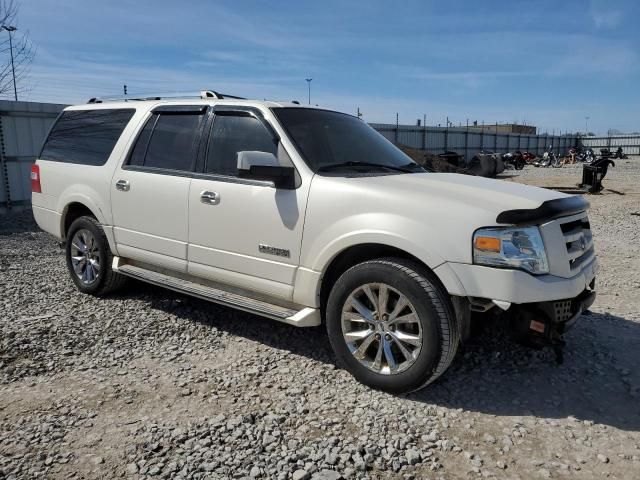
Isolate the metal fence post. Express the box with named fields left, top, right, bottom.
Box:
left=395, top=113, right=399, bottom=144
left=444, top=117, right=449, bottom=152
left=0, top=114, right=9, bottom=210
left=464, top=120, right=469, bottom=162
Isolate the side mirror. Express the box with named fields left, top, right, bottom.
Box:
left=237, top=151, right=296, bottom=189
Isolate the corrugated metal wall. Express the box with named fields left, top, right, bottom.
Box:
left=370, top=123, right=580, bottom=163
left=581, top=135, right=640, bottom=155
left=0, top=100, right=66, bottom=209
left=0, top=100, right=633, bottom=211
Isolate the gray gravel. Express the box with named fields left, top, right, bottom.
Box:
left=1, top=159, right=640, bottom=479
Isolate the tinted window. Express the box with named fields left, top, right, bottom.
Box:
left=205, top=114, right=277, bottom=176
left=273, top=108, right=420, bottom=174
left=40, top=109, right=134, bottom=166
left=141, top=113, right=204, bottom=171
left=128, top=115, right=157, bottom=167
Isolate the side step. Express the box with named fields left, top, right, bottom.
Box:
left=112, top=259, right=320, bottom=327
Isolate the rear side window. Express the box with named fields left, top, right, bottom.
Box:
left=205, top=114, right=277, bottom=176
left=40, top=109, right=134, bottom=166
left=128, top=112, right=204, bottom=171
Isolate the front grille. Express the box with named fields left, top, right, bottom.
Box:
left=559, top=213, right=594, bottom=274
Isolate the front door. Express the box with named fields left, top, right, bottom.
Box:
left=188, top=109, right=307, bottom=300
left=111, top=105, right=207, bottom=272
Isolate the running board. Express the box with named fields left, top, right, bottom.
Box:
left=112, top=258, right=320, bottom=327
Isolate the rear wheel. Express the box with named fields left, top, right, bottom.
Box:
left=326, top=258, right=459, bottom=393
left=65, top=216, right=126, bottom=295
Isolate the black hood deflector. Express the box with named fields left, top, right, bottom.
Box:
left=496, top=195, right=589, bottom=224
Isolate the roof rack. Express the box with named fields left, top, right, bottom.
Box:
left=87, top=90, right=246, bottom=104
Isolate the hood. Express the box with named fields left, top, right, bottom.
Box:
left=305, top=172, right=573, bottom=268
left=381, top=172, right=563, bottom=208
left=343, top=172, right=568, bottom=222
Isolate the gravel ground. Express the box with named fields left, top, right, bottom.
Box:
left=1, top=159, right=639, bottom=480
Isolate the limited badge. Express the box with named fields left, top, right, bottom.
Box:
left=259, top=244, right=290, bottom=258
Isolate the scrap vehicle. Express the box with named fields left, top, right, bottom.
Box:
left=32, top=91, right=597, bottom=392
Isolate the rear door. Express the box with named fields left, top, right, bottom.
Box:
left=111, top=105, right=207, bottom=272
left=187, top=107, right=308, bottom=300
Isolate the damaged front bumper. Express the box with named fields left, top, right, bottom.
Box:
left=509, top=281, right=596, bottom=343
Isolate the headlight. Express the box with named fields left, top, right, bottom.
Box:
left=473, top=226, right=549, bottom=274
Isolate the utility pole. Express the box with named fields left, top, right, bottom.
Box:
left=584, top=116, right=590, bottom=135
left=395, top=113, right=399, bottom=144
left=357, top=107, right=362, bottom=118
left=1, top=25, right=18, bottom=101
left=305, top=78, right=312, bottom=105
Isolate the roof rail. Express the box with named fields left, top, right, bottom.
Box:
left=87, top=90, right=246, bottom=104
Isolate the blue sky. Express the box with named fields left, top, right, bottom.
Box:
left=14, top=0, right=640, bottom=134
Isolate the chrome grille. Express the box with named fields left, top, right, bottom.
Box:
left=559, top=214, right=594, bottom=274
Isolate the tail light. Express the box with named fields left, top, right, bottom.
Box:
left=31, top=164, right=42, bottom=193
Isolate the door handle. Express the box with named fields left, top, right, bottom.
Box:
left=115, top=179, right=130, bottom=191
left=200, top=190, right=220, bottom=205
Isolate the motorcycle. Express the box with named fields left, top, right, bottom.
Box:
left=503, top=151, right=526, bottom=170
left=614, top=147, right=628, bottom=159
left=577, top=147, right=595, bottom=163
left=600, top=147, right=628, bottom=159
left=522, top=151, right=537, bottom=164
left=535, top=146, right=562, bottom=168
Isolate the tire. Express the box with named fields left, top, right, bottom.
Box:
left=65, top=216, right=127, bottom=296
left=326, top=258, right=459, bottom=393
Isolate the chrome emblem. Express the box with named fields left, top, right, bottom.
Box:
left=259, top=244, right=290, bottom=258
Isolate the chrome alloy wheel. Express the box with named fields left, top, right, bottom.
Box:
left=70, top=229, right=101, bottom=285
left=341, top=283, right=423, bottom=375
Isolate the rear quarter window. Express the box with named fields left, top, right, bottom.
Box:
left=40, top=108, right=135, bottom=166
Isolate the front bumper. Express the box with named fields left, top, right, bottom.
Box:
left=436, top=257, right=597, bottom=304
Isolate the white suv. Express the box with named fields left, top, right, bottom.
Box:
left=31, top=92, right=597, bottom=393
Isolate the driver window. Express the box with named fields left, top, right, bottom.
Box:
left=205, top=114, right=278, bottom=176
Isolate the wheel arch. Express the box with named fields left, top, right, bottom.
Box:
left=61, top=202, right=99, bottom=239
left=317, top=243, right=451, bottom=318
left=59, top=199, right=118, bottom=254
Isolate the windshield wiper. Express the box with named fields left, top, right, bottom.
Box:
left=317, top=161, right=415, bottom=173
left=399, top=162, right=426, bottom=172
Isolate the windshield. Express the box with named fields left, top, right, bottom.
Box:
left=273, top=108, right=422, bottom=174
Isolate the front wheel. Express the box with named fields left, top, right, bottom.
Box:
left=326, top=258, right=459, bottom=393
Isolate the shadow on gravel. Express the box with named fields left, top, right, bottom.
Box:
left=118, top=281, right=640, bottom=432
left=410, top=312, right=640, bottom=433
left=0, top=209, right=40, bottom=236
